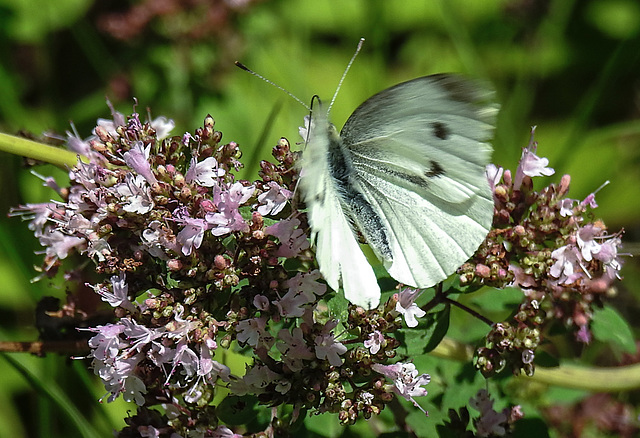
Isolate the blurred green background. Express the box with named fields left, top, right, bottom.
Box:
left=1, top=0, right=640, bottom=436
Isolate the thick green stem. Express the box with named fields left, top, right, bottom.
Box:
left=0, top=132, right=86, bottom=168
left=431, top=337, right=640, bottom=392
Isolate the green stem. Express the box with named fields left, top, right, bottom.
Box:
left=0, top=132, right=86, bottom=168
left=431, top=337, right=640, bottom=392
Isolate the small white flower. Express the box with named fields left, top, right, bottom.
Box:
left=395, top=288, right=426, bottom=328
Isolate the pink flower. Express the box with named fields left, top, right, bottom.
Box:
left=577, top=224, right=603, bottom=262
left=123, top=141, right=158, bottom=185
left=117, top=174, right=154, bottom=214
left=65, top=126, right=92, bottom=157
left=185, top=156, right=225, bottom=187
left=236, top=317, right=274, bottom=349
left=508, top=265, right=537, bottom=289
left=395, top=288, right=426, bottom=328
left=86, top=323, right=126, bottom=361
left=212, top=426, right=243, bottom=438
left=576, top=325, right=592, bottom=344
left=372, top=362, right=430, bottom=414
left=265, top=217, right=310, bottom=257
left=95, top=100, right=126, bottom=138
left=594, top=236, right=623, bottom=281
left=253, top=294, right=270, bottom=311
left=230, top=365, right=283, bottom=395
left=206, top=182, right=255, bottom=236
left=277, top=327, right=315, bottom=371
left=38, top=229, right=85, bottom=259
left=141, top=220, right=177, bottom=259
left=175, top=217, right=208, bottom=256
left=274, top=271, right=326, bottom=317
left=149, top=116, right=174, bottom=140
left=550, top=245, right=584, bottom=284
left=486, top=163, right=504, bottom=191
left=314, top=320, right=347, bottom=367
left=298, top=115, right=311, bottom=140
left=9, top=202, right=62, bottom=236
left=257, top=182, right=292, bottom=216
left=513, top=127, right=554, bottom=190
left=364, top=330, right=385, bottom=354
left=558, top=198, right=576, bottom=217
left=93, top=272, right=137, bottom=313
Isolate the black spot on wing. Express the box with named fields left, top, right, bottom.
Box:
left=431, top=121, right=450, bottom=140
left=430, top=74, right=482, bottom=105
left=425, top=161, right=444, bottom=178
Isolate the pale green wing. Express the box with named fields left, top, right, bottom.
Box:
left=340, top=75, right=497, bottom=288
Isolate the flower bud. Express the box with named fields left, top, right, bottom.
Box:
left=558, top=174, right=571, bottom=197
left=214, top=255, right=227, bottom=270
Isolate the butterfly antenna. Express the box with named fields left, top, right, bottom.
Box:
left=328, top=38, right=365, bottom=114
left=235, top=61, right=310, bottom=111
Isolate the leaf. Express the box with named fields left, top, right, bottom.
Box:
left=238, top=205, right=254, bottom=222
left=445, top=276, right=484, bottom=295
left=534, top=350, right=560, bottom=368
left=396, top=304, right=451, bottom=356
left=327, top=291, right=350, bottom=323
left=2, top=354, right=102, bottom=438
left=591, top=305, right=637, bottom=354
left=216, top=394, right=260, bottom=426
left=303, top=413, right=342, bottom=437
left=166, top=272, right=181, bottom=289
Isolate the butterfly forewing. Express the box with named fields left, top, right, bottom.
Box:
left=341, top=75, right=497, bottom=289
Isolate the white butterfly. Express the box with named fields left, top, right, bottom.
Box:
left=298, top=74, right=498, bottom=309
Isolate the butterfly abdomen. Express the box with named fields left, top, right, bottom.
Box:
left=327, top=130, right=393, bottom=262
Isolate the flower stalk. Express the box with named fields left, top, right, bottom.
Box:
left=0, top=132, right=86, bottom=168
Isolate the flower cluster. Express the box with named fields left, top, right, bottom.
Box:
left=10, top=101, right=624, bottom=436
left=10, top=104, right=431, bottom=436
left=459, top=127, right=624, bottom=377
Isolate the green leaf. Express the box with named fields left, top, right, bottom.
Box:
left=406, top=400, right=442, bottom=437
left=469, top=287, right=523, bottom=314
left=216, top=394, right=260, bottom=426
left=262, top=216, right=279, bottom=228
left=238, top=205, right=254, bottom=222
left=534, top=350, right=560, bottom=368
left=591, top=305, right=637, bottom=354
left=166, top=272, right=181, bottom=289
left=441, top=366, right=484, bottom=413
left=396, top=304, right=451, bottom=356
left=326, top=292, right=349, bottom=324
left=444, top=276, right=484, bottom=295
left=1, top=353, right=102, bottom=438
left=303, top=412, right=342, bottom=437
